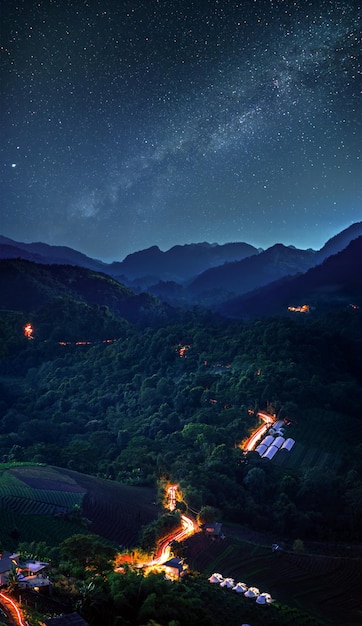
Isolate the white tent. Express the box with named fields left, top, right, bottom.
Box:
left=244, top=586, right=260, bottom=598
left=208, top=573, right=224, bottom=583
left=220, top=577, right=234, bottom=588
left=233, top=582, right=248, bottom=593
left=256, top=592, right=273, bottom=604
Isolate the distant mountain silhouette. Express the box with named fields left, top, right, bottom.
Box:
left=0, top=258, right=172, bottom=325
left=0, top=222, right=360, bottom=312
left=219, top=236, right=362, bottom=318
left=0, top=237, right=259, bottom=286
left=0, top=236, right=107, bottom=272
left=316, top=221, right=362, bottom=262
left=109, top=241, right=259, bottom=284
left=188, top=243, right=316, bottom=302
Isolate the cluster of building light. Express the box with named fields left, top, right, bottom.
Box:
left=23, top=323, right=34, bottom=339
left=287, top=304, right=310, bottom=313
left=22, top=322, right=118, bottom=346
left=178, top=344, right=191, bottom=357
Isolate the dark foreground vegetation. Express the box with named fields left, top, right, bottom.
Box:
left=0, top=535, right=326, bottom=626
left=1, top=305, right=361, bottom=545
left=0, top=298, right=362, bottom=626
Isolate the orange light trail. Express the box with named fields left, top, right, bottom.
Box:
left=243, top=423, right=269, bottom=451
left=138, top=485, right=198, bottom=569
left=0, top=592, right=27, bottom=626
left=242, top=411, right=275, bottom=451
left=146, top=514, right=197, bottom=567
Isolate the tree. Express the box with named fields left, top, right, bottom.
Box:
left=7, top=565, right=20, bottom=593
left=60, top=534, right=116, bottom=575
left=292, top=538, right=305, bottom=553
left=197, top=505, right=218, bottom=526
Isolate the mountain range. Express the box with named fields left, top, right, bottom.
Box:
left=0, top=222, right=361, bottom=320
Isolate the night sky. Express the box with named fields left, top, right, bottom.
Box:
left=1, top=0, right=361, bottom=261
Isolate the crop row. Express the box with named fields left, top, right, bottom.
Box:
left=1, top=496, right=56, bottom=515
left=82, top=493, right=145, bottom=546
left=82, top=487, right=157, bottom=534
left=0, top=507, right=91, bottom=549
left=0, top=489, right=83, bottom=515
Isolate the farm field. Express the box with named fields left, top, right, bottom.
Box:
left=273, top=443, right=335, bottom=471
left=185, top=532, right=362, bottom=626
left=0, top=464, right=158, bottom=550
left=61, top=467, right=159, bottom=546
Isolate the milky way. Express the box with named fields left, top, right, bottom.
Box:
left=1, top=0, right=361, bottom=260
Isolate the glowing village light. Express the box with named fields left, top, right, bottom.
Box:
left=23, top=323, right=34, bottom=339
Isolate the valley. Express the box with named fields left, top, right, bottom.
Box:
left=0, top=225, right=361, bottom=625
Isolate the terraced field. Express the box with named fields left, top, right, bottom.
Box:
left=186, top=533, right=362, bottom=626
left=62, top=468, right=159, bottom=546
left=0, top=464, right=158, bottom=550
left=274, top=443, right=335, bottom=471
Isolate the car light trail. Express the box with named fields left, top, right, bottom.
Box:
left=243, top=423, right=269, bottom=451
left=146, top=514, right=198, bottom=567
left=0, top=592, right=27, bottom=626
left=139, top=485, right=198, bottom=568
left=242, top=411, right=275, bottom=451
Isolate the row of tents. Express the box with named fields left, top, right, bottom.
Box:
left=208, top=572, right=273, bottom=605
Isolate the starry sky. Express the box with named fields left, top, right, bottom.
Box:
left=1, top=0, right=361, bottom=261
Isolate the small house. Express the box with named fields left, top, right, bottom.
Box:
left=0, top=552, right=51, bottom=593
left=162, top=557, right=186, bottom=580
left=204, top=522, right=223, bottom=538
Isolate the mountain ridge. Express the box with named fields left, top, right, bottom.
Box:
left=219, top=236, right=362, bottom=318
left=1, top=222, right=361, bottom=317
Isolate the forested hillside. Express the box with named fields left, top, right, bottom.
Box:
left=1, top=305, right=361, bottom=544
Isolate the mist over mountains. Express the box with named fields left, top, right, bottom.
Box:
left=0, top=221, right=361, bottom=319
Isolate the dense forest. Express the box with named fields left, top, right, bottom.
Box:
left=1, top=301, right=361, bottom=545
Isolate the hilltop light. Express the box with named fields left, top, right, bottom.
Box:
left=23, top=323, right=34, bottom=340
left=287, top=304, right=310, bottom=313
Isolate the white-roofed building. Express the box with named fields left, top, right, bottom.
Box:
left=255, top=443, right=268, bottom=456
left=0, top=552, right=51, bottom=592
left=281, top=438, right=295, bottom=451
left=273, top=436, right=285, bottom=448
left=262, top=445, right=279, bottom=460
left=260, top=435, right=274, bottom=447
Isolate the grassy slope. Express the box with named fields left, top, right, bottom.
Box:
left=186, top=533, right=362, bottom=626
left=0, top=464, right=158, bottom=550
